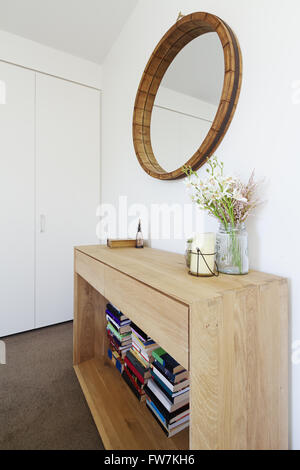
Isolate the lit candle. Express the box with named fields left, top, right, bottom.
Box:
left=190, top=233, right=216, bottom=276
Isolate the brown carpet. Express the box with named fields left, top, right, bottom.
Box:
left=0, top=322, right=104, bottom=450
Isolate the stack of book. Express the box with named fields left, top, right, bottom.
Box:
left=106, top=303, right=132, bottom=374
left=131, top=322, right=158, bottom=370
left=145, top=347, right=190, bottom=437
left=122, top=322, right=158, bottom=402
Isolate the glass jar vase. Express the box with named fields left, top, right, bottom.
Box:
left=185, top=239, right=193, bottom=268
left=216, top=223, right=249, bottom=275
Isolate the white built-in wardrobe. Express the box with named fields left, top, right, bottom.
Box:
left=0, top=61, right=100, bottom=337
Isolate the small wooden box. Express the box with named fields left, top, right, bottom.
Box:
left=107, top=239, right=136, bottom=248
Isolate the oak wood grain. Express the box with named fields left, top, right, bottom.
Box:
left=189, top=281, right=289, bottom=450
left=74, top=245, right=288, bottom=450
left=74, top=358, right=189, bottom=450
left=104, top=265, right=189, bottom=370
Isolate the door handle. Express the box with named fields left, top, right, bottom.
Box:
left=40, top=214, right=46, bottom=233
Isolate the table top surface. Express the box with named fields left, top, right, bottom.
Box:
left=75, top=245, right=284, bottom=305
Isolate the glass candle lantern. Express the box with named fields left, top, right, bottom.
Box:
left=188, top=233, right=217, bottom=277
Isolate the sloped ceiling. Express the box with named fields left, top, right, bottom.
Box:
left=0, top=0, right=138, bottom=63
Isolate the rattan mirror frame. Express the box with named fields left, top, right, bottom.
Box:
left=132, top=12, right=242, bottom=180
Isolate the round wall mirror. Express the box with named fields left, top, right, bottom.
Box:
left=132, top=12, right=242, bottom=180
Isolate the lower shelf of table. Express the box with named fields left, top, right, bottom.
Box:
left=74, top=358, right=189, bottom=450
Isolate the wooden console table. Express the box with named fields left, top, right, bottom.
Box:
left=73, top=245, right=288, bottom=450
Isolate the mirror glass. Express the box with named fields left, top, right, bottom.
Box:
left=151, top=33, right=224, bottom=173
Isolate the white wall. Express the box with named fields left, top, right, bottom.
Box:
left=102, top=0, right=300, bottom=448
left=152, top=86, right=217, bottom=172
left=0, top=29, right=102, bottom=88
left=155, top=86, right=217, bottom=120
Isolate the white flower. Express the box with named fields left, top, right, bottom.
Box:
left=233, top=192, right=248, bottom=203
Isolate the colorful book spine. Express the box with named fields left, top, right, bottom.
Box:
left=152, top=360, right=176, bottom=383
left=106, top=315, right=131, bottom=334
left=150, top=371, right=188, bottom=399
left=106, top=303, right=127, bottom=321
left=131, top=344, right=151, bottom=369
left=151, top=366, right=189, bottom=393
left=104, top=303, right=189, bottom=437
left=105, top=308, right=122, bottom=325
left=130, top=322, right=150, bottom=342
left=124, top=366, right=145, bottom=397
left=152, top=360, right=189, bottom=385
left=152, top=347, right=183, bottom=374
left=124, top=355, right=145, bottom=384
left=126, top=350, right=150, bottom=378
left=146, top=397, right=167, bottom=425
left=107, top=348, right=124, bottom=374
left=106, top=309, right=131, bottom=326
left=106, top=322, right=131, bottom=343
left=132, top=337, right=154, bottom=363
left=107, top=329, right=131, bottom=350
left=122, top=369, right=146, bottom=402
left=146, top=400, right=189, bottom=437
left=144, top=348, right=190, bottom=437
left=151, top=377, right=189, bottom=405
left=152, top=347, right=166, bottom=366
left=107, top=334, right=129, bottom=358
left=144, top=383, right=189, bottom=422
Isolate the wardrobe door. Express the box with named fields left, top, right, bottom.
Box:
left=0, top=62, right=35, bottom=337
left=35, top=74, right=100, bottom=328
